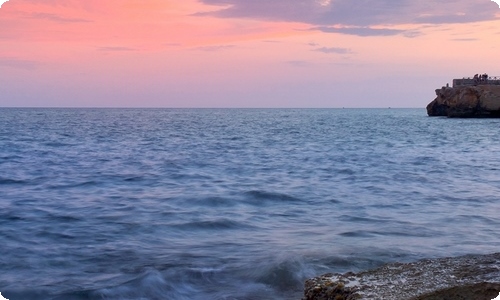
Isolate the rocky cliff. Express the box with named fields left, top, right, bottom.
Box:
left=426, top=85, right=500, bottom=117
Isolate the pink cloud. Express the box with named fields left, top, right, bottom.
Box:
left=0, top=0, right=499, bottom=108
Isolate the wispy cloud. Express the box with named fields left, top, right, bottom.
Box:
left=314, top=47, right=353, bottom=54
left=97, top=46, right=137, bottom=52
left=451, top=38, right=479, bottom=41
left=192, top=45, right=235, bottom=51
left=0, top=57, right=37, bottom=69
left=30, top=12, right=90, bottom=23
left=198, top=0, right=499, bottom=34
left=286, top=60, right=312, bottom=67
left=312, top=26, right=406, bottom=37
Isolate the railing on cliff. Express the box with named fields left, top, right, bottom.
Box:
left=453, top=76, right=500, bottom=87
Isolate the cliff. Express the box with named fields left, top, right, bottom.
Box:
left=426, top=85, right=500, bottom=117
left=302, top=252, right=500, bottom=300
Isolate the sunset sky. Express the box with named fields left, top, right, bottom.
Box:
left=0, top=0, right=499, bottom=108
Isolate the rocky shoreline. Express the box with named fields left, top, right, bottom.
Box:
left=426, top=85, right=500, bottom=117
left=302, top=252, right=500, bottom=300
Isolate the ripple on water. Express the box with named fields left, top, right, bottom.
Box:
left=171, top=218, right=255, bottom=231
left=242, top=190, right=302, bottom=205
left=1, top=108, right=500, bottom=300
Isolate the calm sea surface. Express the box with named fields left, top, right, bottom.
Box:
left=1, top=108, right=499, bottom=299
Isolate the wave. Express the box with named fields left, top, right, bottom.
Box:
left=47, top=180, right=100, bottom=189
left=243, top=190, right=302, bottom=205
left=182, top=196, right=237, bottom=208
left=0, top=177, right=29, bottom=185
left=170, top=218, right=253, bottom=231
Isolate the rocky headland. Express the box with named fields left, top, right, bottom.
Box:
left=427, top=84, right=500, bottom=117
left=302, top=252, right=500, bottom=300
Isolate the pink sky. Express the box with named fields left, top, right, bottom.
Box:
left=0, top=0, right=499, bottom=107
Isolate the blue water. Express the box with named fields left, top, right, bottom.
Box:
left=1, top=108, right=500, bottom=300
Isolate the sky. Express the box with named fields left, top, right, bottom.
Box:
left=0, top=0, right=499, bottom=108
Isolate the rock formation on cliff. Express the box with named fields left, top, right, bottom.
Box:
left=303, top=252, right=500, bottom=300
left=427, top=85, right=500, bottom=117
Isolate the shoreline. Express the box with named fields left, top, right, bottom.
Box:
left=302, top=252, right=500, bottom=300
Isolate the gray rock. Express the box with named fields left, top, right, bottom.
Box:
left=303, top=252, right=500, bottom=300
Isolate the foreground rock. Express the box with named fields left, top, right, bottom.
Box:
left=303, top=252, right=500, bottom=300
left=426, top=85, right=500, bottom=117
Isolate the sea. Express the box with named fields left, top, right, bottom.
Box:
left=1, top=108, right=499, bottom=300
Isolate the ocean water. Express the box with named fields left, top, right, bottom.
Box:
left=1, top=108, right=499, bottom=300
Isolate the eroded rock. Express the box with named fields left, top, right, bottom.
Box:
left=426, top=85, right=500, bottom=117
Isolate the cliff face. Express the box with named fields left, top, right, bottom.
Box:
left=426, top=85, right=500, bottom=117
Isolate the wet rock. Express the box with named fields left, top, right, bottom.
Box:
left=303, top=275, right=361, bottom=300
left=411, top=282, right=500, bottom=300
left=303, top=253, right=500, bottom=300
